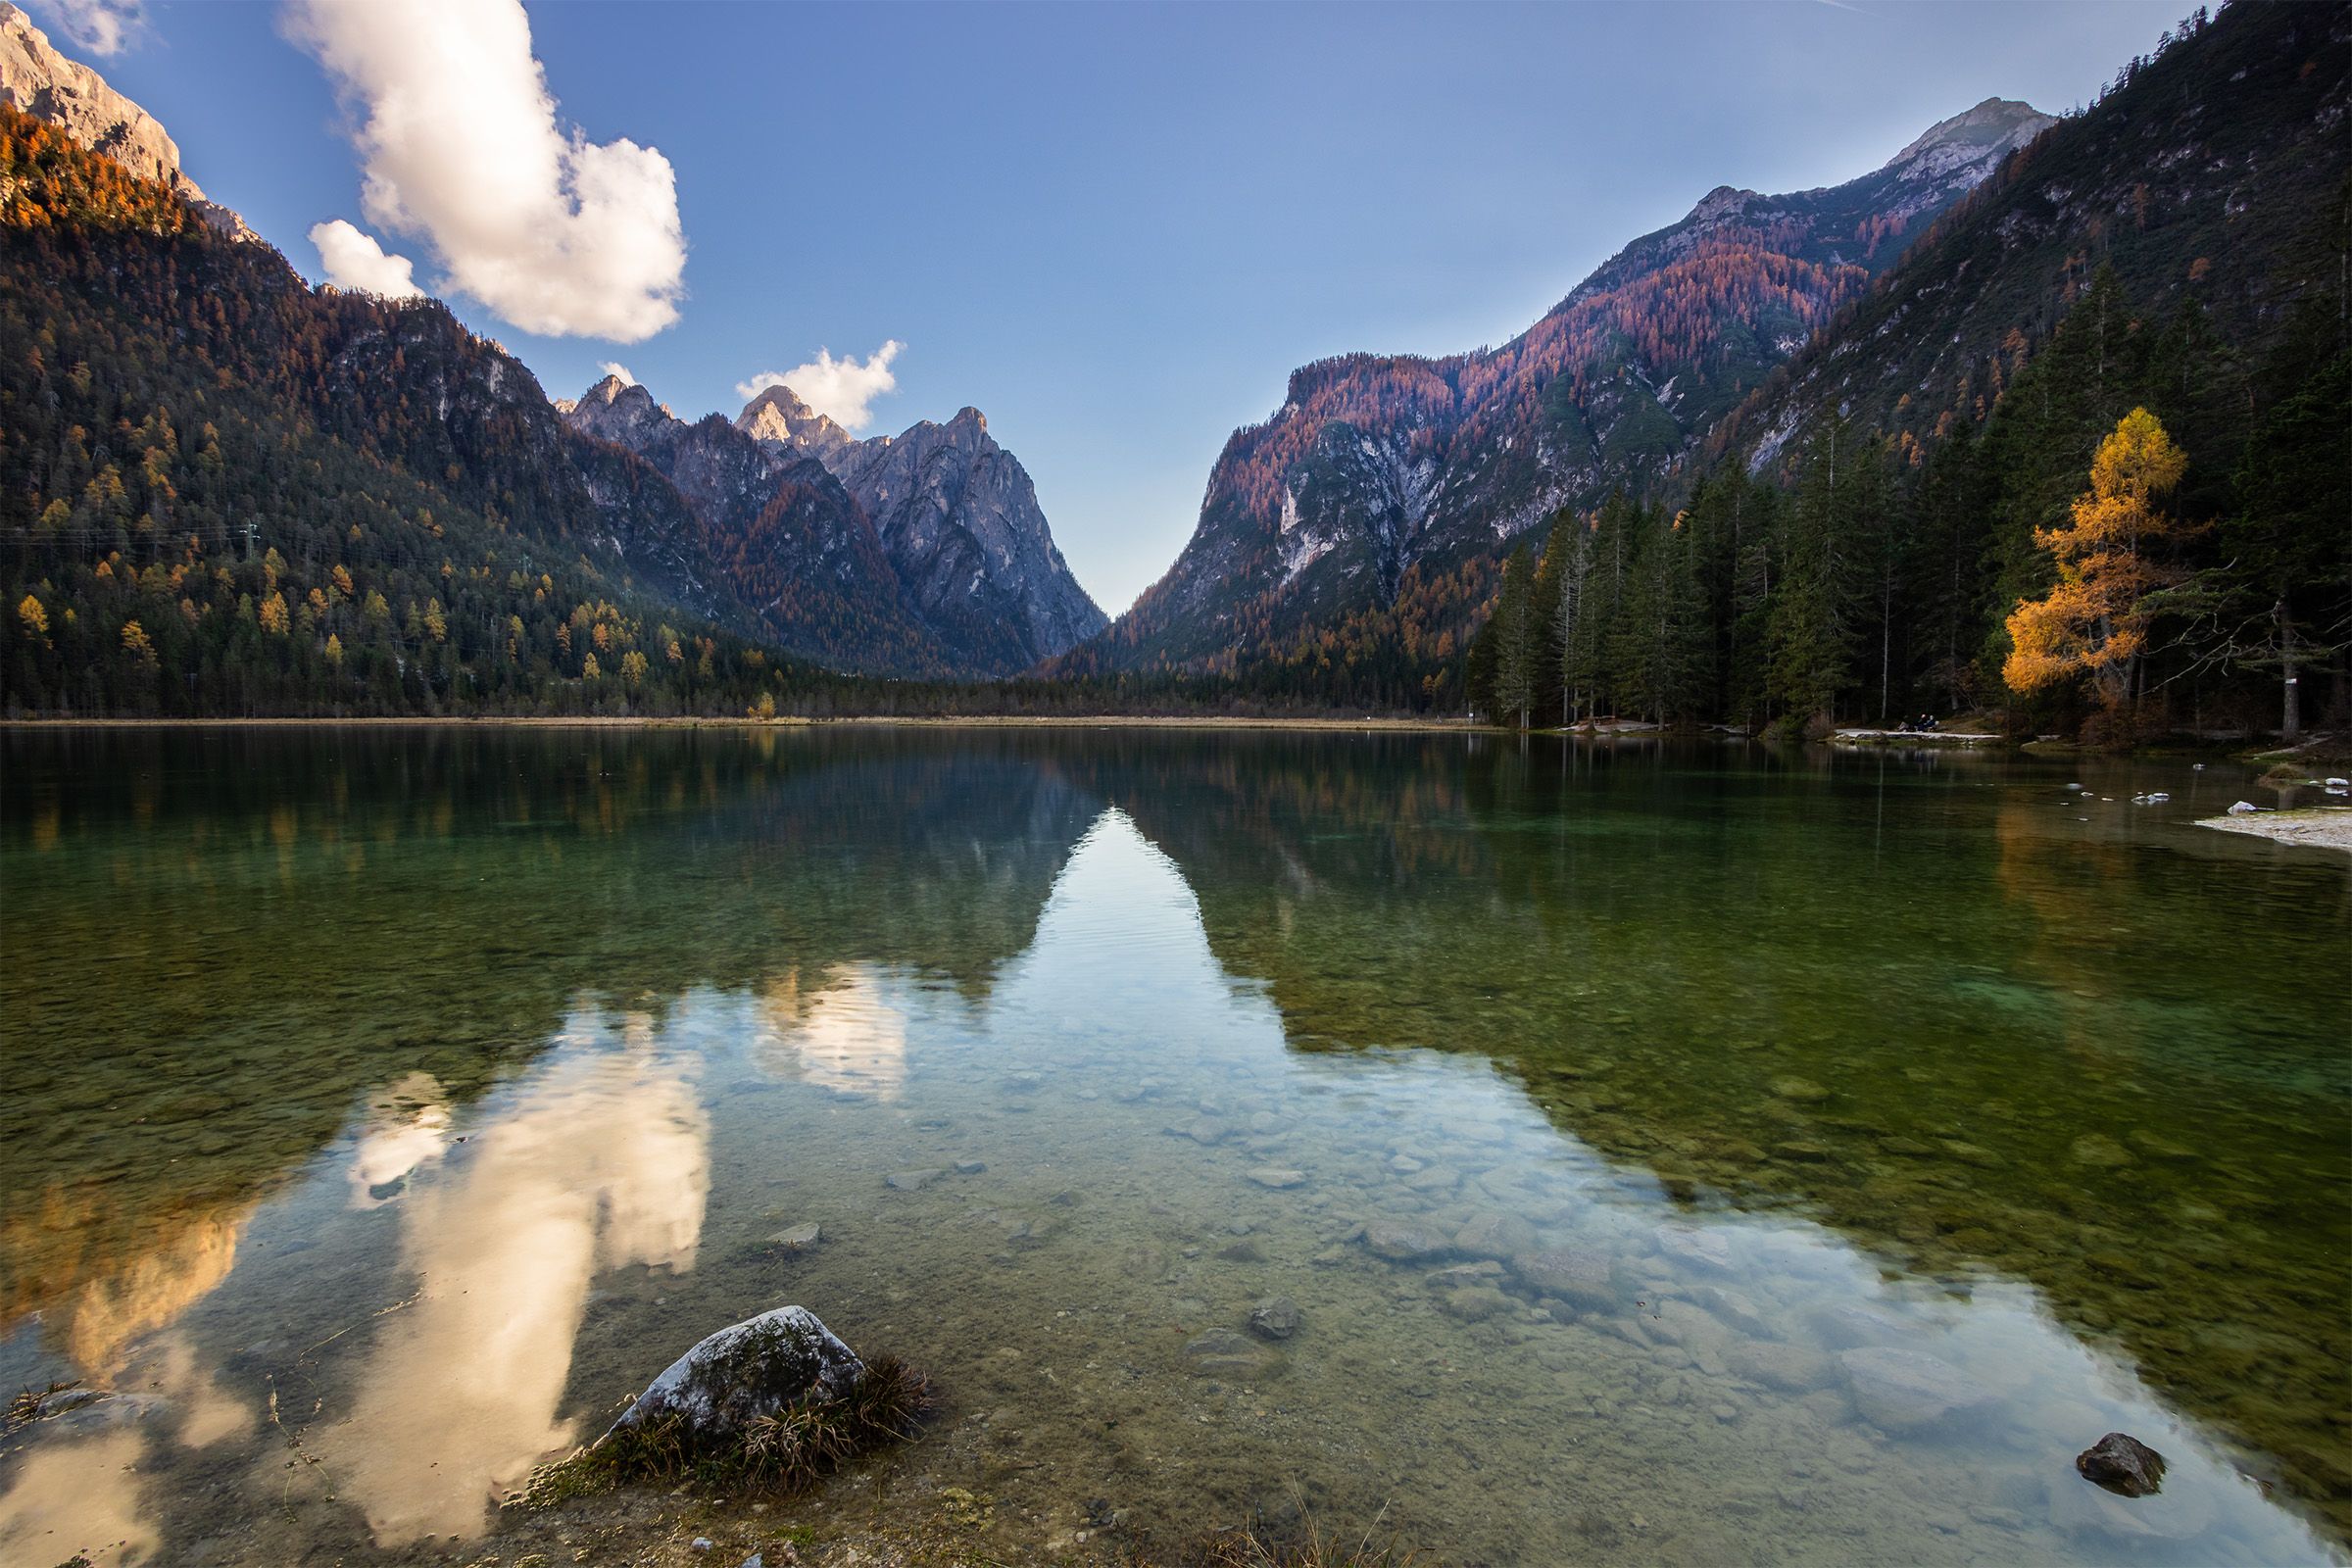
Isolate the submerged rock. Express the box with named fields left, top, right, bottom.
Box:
left=1510, top=1249, right=1617, bottom=1311
left=1182, top=1328, right=1281, bottom=1380
left=769, top=1222, right=821, bottom=1250
left=1836, top=1347, right=1989, bottom=1433
left=1362, top=1219, right=1450, bottom=1261
left=1246, top=1167, right=1307, bottom=1189
left=2077, top=1432, right=2167, bottom=1497
left=1451, top=1209, right=1539, bottom=1260
left=1248, top=1296, right=1302, bottom=1341
left=1442, top=1285, right=1515, bottom=1322
left=886, top=1168, right=944, bottom=1191
left=1656, top=1225, right=1735, bottom=1273
left=606, top=1306, right=862, bottom=1445
left=1726, top=1340, right=1834, bottom=1393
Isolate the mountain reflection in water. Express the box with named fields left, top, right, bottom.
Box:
left=0, top=726, right=2343, bottom=1566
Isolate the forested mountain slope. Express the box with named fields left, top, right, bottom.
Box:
left=0, top=103, right=807, bottom=715
left=1715, top=0, right=2350, bottom=477
left=1071, top=98, right=2053, bottom=681
left=1455, top=0, right=2350, bottom=740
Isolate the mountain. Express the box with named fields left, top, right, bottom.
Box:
left=736, top=389, right=1109, bottom=671
left=565, top=375, right=1106, bottom=676
left=1712, top=0, right=2350, bottom=477
left=0, top=89, right=828, bottom=716
left=1076, top=97, right=2054, bottom=675
left=0, top=1, right=248, bottom=238
left=563, top=376, right=946, bottom=673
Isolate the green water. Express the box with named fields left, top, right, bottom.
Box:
left=1, top=725, right=2345, bottom=1565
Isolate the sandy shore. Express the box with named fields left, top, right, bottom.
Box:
left=2195, top=808, right=2352, bottom=854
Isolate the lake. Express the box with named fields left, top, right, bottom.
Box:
left=1, top=724, right=2345, bottom=1566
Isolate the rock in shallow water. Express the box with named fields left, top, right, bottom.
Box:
left=1836, top=1347, right=1989, bottom=1434
left=2076, top=1431, right=2167, bottom=1496
left=1182, top=1328, right=1281, bottom=1380
left=1726, top=1340, right=1834, bottom=1393
left=1362, top=1219, right=1450, bottom=1261
left=606, top=1306, right=862, bottom=1444
left=1248, top=1296, right=1301, bottom=1341
left=1451, top=1209, right=1539, bottom=1260
left=1511, top=1249, right=1617, bottom=1311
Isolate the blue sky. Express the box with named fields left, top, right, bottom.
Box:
left=67, top=0, right=2181, bottom=613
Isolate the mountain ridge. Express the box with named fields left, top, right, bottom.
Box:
left=1069, top=96, right=2055, bottom=676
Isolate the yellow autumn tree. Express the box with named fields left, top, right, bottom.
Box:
left=2004, top=407, right=2187, bottom=708
left=17, top=594, right=48, bottom=643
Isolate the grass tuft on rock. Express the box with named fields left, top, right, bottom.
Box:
left=512, top=1353, right=932, bottom=1509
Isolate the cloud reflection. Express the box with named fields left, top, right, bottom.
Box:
left=755, top=964, right=909, bottom=1101
left=317, top=1019, right=709, bottom=1545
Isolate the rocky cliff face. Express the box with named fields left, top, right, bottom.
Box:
left=564, top=376, right=946, bottom=674
left=736, top=395, right=1107, bottom=671
left=1084, top=98, right=2054, bottom=672
left=0, top=2, right=251, bottom=238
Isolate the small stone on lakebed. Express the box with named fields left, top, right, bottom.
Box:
left=2077, top=1431, right=2167, bottom=1497
left=886, top=1169, right=943, bottom=1191
left=1247, top=1167, right=1306, bottom=1189
left=1248, top=1296, right=1301, bottom=1340
left=770, top=1222, right=820, bottom=1249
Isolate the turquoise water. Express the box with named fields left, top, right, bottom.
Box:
left=1, top=726, right=2345, bottom=1564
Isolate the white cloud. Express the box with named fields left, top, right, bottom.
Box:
left=309, top=219, right=423, bottom=299
left=28, top=0, right=145, bottom=56
left=735, top=341, right=905, bottom=431
left=597, top=362, right=636, bottom=386
left=286, top=0, right=685, bottom=344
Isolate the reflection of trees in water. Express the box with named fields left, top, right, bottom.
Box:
left=1102, top=735, right=2352, bottom=1528
left=6, top=728, right=2346, bottom=1532
left=0, top=727, right=1100, bottom=1384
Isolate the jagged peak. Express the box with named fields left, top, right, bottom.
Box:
left=580, top=372, right=649, bottom=407
left=738, top=381, right=824, bottom=424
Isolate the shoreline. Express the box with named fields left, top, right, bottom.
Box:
left=0, top=711, right=1500, bottom=734
left=2194, top=808, right=2352, bottom=855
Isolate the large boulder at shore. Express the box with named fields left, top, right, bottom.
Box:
left=605, top=1306, right=863, bottom=1445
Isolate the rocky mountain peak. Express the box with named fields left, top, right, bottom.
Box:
left=1883, top=96, right=2055, bottom=189
left=563, top=373, right=669, bottom=449
left=736, top=383, right=854, bottom=466
left=0, top=2, right=252, bottom=238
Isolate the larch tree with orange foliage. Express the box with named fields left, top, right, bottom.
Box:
left=2003, top=408, right=2187, bottom=710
